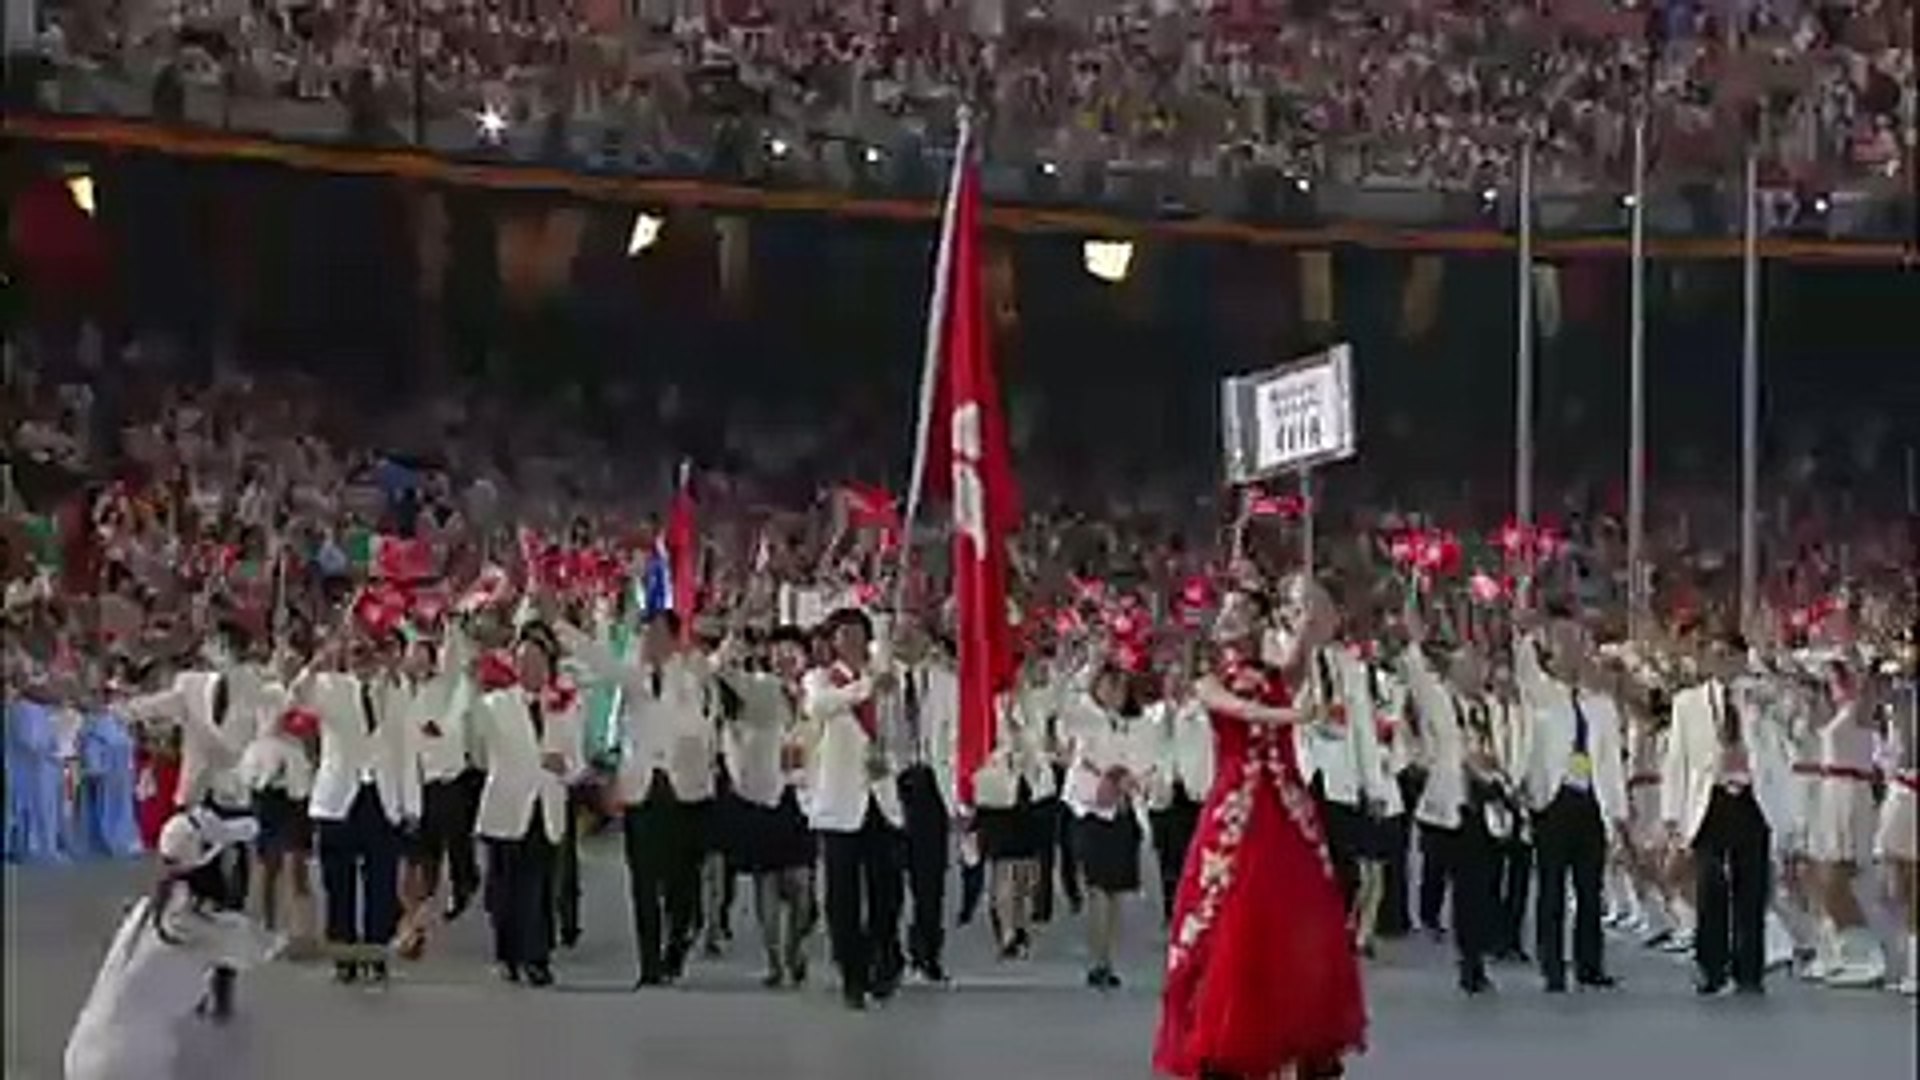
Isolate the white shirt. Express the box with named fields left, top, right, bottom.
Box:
left=559, top=623, right=715, bottom=805
left=719, top=670, right=809, bottom=809
left=472, top=686, right=587, bottom=844
left=801, top=661, right=904, bottom=833
left=1398, top=647, right=1468, bottom=829
left=1292, top=644, right=1392, bottom=808
left=1142, top=697, right=1213, bottom=810
left=292, top=670, right=422, bottom=826
left=121, top=667, right=267, bottom=810
left=887, top=660, right=959, bottom=811
left=1662, top=676, right=1793, bottom=843
left=1516, top=640, right=1630, bottom=827
left=404, top=647, right=477, bottom=785
left=1060, top=693, right=1149, bottom=822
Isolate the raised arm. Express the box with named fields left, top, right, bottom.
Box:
left=801, top=668, right=873, bottom=722
left=1195, top=675, right=1302, bottom=727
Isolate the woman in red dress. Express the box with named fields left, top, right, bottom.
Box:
left=1154, top=581, right=1367, bottom=1080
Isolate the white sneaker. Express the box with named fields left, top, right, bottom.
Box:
left=1661, top=932, right=1695, bottom=955
left=1891, top=976, right=1918, bottom=997
left=1824, top=962, right=1886, bottom=989
left=1798, top=952, right=1831, bottom=982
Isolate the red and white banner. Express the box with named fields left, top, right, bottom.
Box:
left=905, top=120, right=1018, bottom=807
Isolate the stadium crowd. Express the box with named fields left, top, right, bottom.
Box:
left=29, top=0, right=1916, bottom=191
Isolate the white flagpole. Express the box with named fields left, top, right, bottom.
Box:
left=895, top=110, right=972, bottom=609
left=1627, top=113, right=1648, bottom=639
left=1514, top=136, right=1537, bottom=611
left=1739, top=146, right=1762, bottom=633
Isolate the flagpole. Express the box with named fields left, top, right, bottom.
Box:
left=1626, top=112, right=1648, bottom=640
left=1514, top=135, right=1537, bottom=612
left=1739, top=145, right=1761, bottom=635
left=1299, top=468, right=1315, bottom=577
left=895, top=109, right=972, bottom=611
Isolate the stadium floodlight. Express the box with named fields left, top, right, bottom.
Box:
left=66, top=173, right=96, bottom=216
left=1083, top=239, right=1134, bottom=284
left=477, top=106, right=508, bottom=141
left=768, top=136, right=790, bottom=159
left=627, top=212, right=665, bottom=256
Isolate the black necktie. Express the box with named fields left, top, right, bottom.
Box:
left=361, top=683, right=378, bottom=737
left=1570, top=686, right=1589, bottom=755
left=530, top=695, right=546, bottom=741
left=905, top=669, right=922, bottom=748
left=1317, top=652, right=1336, bottom=706
left=1718, top=684, right=1743, bottom=750
left=211, top=674, right=230, bottom=728
left=650, top=667, right=663, bottom=700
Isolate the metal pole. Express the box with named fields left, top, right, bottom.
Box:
left=1515, top=138, right=1536, bottom=609
left=412, top=0, right=427, bottom=146
left=1739, top=148, right=1761, bottom=634
left=1299, top=468, right=1315, bottom=578
left=1627, top=115, right=1648, bottom=639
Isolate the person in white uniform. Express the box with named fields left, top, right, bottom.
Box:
left=1802, top=658, right=1887, bottom=987
left=1873, top=667, right=1916, bottom=995
left=1661, top=630, right=1794, bottom=995
left=64, top=808, right=282, bottom=1080
left=1059, top=661, right=1150, bottom=992
left=471, top=622, right=587, bottom=987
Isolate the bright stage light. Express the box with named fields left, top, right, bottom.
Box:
left=627, top=212, right=664, bottom=256
left=477, top=106, right=508, bottom=141
left=768, top=136, right=790, bottom=158
left=66, top=173, right=96, bottom=216
left=1083, top=239, right=1134, bottom=284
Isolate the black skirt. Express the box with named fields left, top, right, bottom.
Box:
left=1072, top=811, right=1143, bottom=894
left=977, top=778, right=1044, bottom=861
left=724, top=788, right=815, bottom=874
left=252, top=787, right=312, bottom=857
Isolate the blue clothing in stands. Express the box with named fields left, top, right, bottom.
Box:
left=74, top=711, right=144, bottom=858
left=5, top=699, right=69, bottom=864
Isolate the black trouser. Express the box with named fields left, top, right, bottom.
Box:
left=621, top=775, right=704, bottom=979
left=958, top=853, right=985, bottom=925
left=1379, top=770, right=1424, bottom=936
left=821, top=800, right=905, bottom=997
left=1149, top=786, right=1202, bottom=924
left=1495, top=838, right=1533, bottom=956
left=317, top=784, right=403, bottom=951
left=1043, top=764, right=1082, bottom=917
left=183, top=810, right=248, bottom=1014
left=897, top=765, right=949, bottom=973
left=419, top=770, right=483, bottom=904
left=1311, top=776, right=1362, bottom=913
left=1692, top=785, right=1771, bottom=988
left=1417, top=821, right=1458, bottom=932
left=1534, top=787, right=1608, bottom=984
left=1452, top=810, right=1501, bottom=981
left=487, top=825, right=555, bottom=969
left=551, top=786, right=586, bottom=944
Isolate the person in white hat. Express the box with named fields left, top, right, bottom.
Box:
left=63, top=808, right=284, bottom=1080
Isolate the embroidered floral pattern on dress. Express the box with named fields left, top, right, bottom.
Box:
left=1168, top=768, right=1255, bottom=974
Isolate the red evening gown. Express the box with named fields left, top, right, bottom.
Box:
left=1153, top=655, right=1367, bottom=1079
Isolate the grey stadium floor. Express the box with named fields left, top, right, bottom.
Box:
left=6, top=839, right=1915, bottom=1080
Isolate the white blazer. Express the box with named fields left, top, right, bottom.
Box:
left=472, top=686, right=587, bottom=844
left=718, top=669, right=810, bottom=809
left=559, top=623, right=715, bottom=804
left=65, top=891, right=282, bottom=1080
left=974, top=691, right=1057, bottom=809
left=1142, top=697, right=1214, bottom=810
left=1516, top=640, right=1630, bottom=827
left=406, top=639, right=479, bottom=785
left=889, top=660, right=960, bottom=813
left=121, top=668, right=265, bottom=810
left=1398, top=648, right=1468, bottom=829
left=802, top=662, right=903, bottom=833
left=237, top=681, right=313, bottom=801
left=1660, top=677, right=1794, bottom=843
left=293, top=671, right=422, bottom=825
left=1293, top=645, right=1393, bottom=808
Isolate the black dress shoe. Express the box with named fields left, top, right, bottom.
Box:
left=524, top=963, right=555, bottom=988
left=1695, top=976, right=1728, bottom=997
left=1577, top=973, right=1619, bottom=990
left=919, top=961, right=950, bottom=984
left=333, top=961, right=360, bottom=985
left=559, top=928, right=582, bottom=950
left=1459, top=968, right=1495, bottom=995
left=1543, top=975, right=1568, bottom=994
left=364, top=960, right=390, bottom=985
left=1733, top=981, right=1766, bottom=997
left=761, top=967, right=786, bottom=989
left=633, top=969, right=666, bottom=989
left=499, top=964, right=523, bottom=984
left=870, top=973, right=900, bottom=1002
left=445, top=890, right=473, bottom=922
left=841, top=986, right=868, bottom=1011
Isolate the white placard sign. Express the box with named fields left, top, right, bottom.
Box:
left=1220, top=343, right=1357, bottom=485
